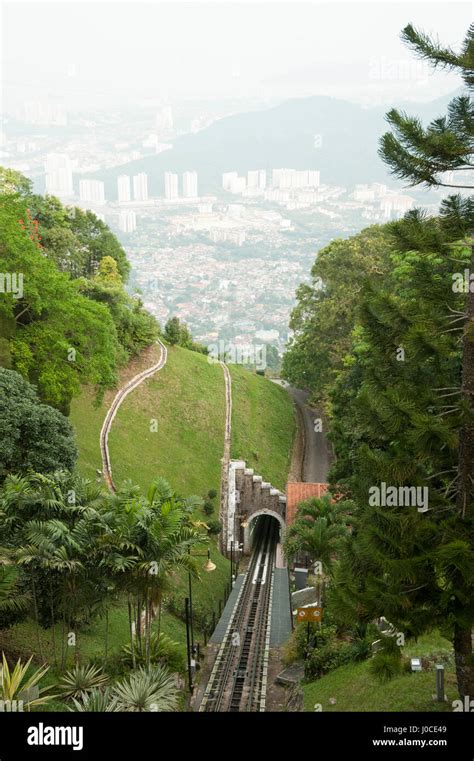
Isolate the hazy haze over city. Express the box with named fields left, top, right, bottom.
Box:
left=2, top=1, right=471, bottom=107
left=1, top=0, right=472, bottom=349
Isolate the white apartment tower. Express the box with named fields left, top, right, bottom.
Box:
left=79, top=179, right=105, bottom=204
left=132, top=173, right=148, bottom=201
left=222, top=171, right=238, bottom=190
left=44, top=153, right=74, bottom=198
left=117, top=175, right=131, bottom=202
left=119, top=210, right=137, bottom=233
left=247, top=170, right=266, bottom=190
left=164, top=172, right=179, bottom=199
left=156, top=105, right=173, bottom=131
left=182, top=171, right=198, bottom=198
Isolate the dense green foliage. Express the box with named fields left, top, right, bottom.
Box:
left=282, top=226, right=394, bottom=406
left=164, top=316, right=207, bottom=354
left=0, top=170, right=158, bottom=413
left=0, top=471, right=207, bottom=672
left=379, top=24, right=473, bottom=189
left=284, top=23, right=474, bottom=700
left=0, top=368, right=77, bottom=478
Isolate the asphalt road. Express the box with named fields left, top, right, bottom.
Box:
left=274, top=381, right=332, bottom=483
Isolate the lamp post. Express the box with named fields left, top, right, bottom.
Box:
left=185, top=547, right=216, bottom=692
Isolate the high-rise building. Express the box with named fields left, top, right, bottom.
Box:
left=133, top=173, right=148, bottom=201
left=247, top=170, right=266, bottom=190
left=182, top=171, right=198, bottom=198
left=24, top=101, right=67, bottom=126
left=79, top=179, right=105, bottom=204
left=222, top=172, right=238, bottom=190
left=164, top=172, right=178, bottom=200
left=229, top=176, right=246, bottom=193
left=117, top=175, right=131, bottom=202
left=156, top=105, right=173, bottom=131
left=119, top=210, right=137, bottom=233
left=272, top=168, right=319, bottom=189
left=44, top=153, right=74, bottom=198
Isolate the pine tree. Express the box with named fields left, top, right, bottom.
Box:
left=379, top=24, right=474, bottom=695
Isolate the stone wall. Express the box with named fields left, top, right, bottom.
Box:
left=226, top=459, right=286, bottom=555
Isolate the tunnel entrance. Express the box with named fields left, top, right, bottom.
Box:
left=241, top=510, right=286, bottom=568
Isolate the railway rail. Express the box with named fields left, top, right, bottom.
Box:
left=200, top=517, right=277, bottom=712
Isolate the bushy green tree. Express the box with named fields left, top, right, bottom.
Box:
left=0, top=193, right=119, bottom=412
left=282, top=226, right=394, bottom=406
left=0, top=369, right=77, bottom=478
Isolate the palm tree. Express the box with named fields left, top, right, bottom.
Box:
left=3, top=472, right=112, bottom=667
left=0, top=561, right=30, bottom=622
left=284, top=495, right=351, bottom=603
left=113, top=477, right=206, bottom=667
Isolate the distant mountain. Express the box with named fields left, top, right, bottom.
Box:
left=96, top=90, right=461, bottom=198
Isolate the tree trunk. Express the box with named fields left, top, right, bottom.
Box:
left=127, top=597, right=136, bottom=669
left=61, top=610, right=66, bottom=670
left=456, top=243, right=474, bottom=518
left=156, top=596, right=162, bottom=641
left=145, top=597, right=151, bottom=668
left=453, top=244, right=474, bottom=697
left=453, top=622, right=474, bottom=699
left=104, top=606, right=109, bottom=663
left=49, top=581, right=57, bottom=667
left=30, top=574, right=44, bottom=661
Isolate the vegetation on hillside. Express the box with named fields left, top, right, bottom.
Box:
left=230, top=365, right=296, bottom=490
left=0, top=169, right=158, bottom=413
left=283, top=23, right=474, bottom=700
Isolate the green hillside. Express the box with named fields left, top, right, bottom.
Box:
left=71, top=345, right=296, bottom=497
left=66, top=344, right=296, bottom=661
left=230, top=366, right=296, bottom=490
left=303, top=633, right=457, bottom=713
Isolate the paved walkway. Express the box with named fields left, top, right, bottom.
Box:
left=209, top=574, right=244, bottom=644
left=100, top=339, right=168, bottom=492
left=270, top=568, right=293, bottom=646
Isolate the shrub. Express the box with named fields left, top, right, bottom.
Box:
left=206, top=519, right=222, bottom=536
left=121, top=633, right=185, bottom=673
left=203, top=501, right=214, bottom=516
left=112, top=665, right=180, bottom=712
left=207, top=489, right=217, bottom=500
left=59, top=664, right=109, bottom=700
left=369, top=653, right=403, bottom=683
left=69, top=687, right=118, bottom=712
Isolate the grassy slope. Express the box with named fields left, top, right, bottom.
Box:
left=64, top=346, right=294, bottom=666
left=229, top=366, right=296, bottom=490
left=302, top=632, right=457, bottom=712
left=107, top=345, right=225, bottom=496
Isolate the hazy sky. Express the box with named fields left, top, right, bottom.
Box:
left=1, top=1, right=472, bottom=110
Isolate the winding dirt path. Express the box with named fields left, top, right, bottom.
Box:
left=99, top=339, right=168, bottom=493
left=218, top=362, right=232, bottom=554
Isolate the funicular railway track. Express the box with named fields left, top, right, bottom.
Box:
left=200, top=517, right=277, bottom=712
